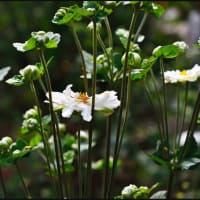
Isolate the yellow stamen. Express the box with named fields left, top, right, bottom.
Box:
left=77, top=92, right=89, bottom=104
left=180, top=70, right=187, bottom=76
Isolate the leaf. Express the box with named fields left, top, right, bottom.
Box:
left=180, top=157, right=200, bottom=170
left=153, top=45, right=182, bottom=59
left=141, top=2, right=165, bottom=18
left=150, top=190, right=167, bottom=199
left=6, top=74, right=25, bottom=86
left=0, top=66, right=11, bottom=81
left=63, top=150, right=75, bottom=164
left=29, top=133, right=42, bottom=147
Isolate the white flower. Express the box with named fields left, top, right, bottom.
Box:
left=121, top=184, right=137, bottom=197
left=173, top=41, right=189, bottom=52
left=46, top=84, right=120, bottom=122
left=164, top=64, right=200, bottom=83
left=95, top=91, right=121, bottom=115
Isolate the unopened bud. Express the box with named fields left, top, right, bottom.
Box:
left=20, top=65, right=40, bottom=81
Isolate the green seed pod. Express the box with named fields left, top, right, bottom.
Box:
left=20, top=65, right=41, bottom=81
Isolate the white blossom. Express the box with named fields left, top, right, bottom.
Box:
left=46, top=84, right=120, bottom=122
left=164, top=64, right=200, bottom=84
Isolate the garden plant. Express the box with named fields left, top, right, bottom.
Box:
left=0, top=1, right=200, bottom=199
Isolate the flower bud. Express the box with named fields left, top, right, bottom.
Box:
left=20, top=65, right=40, bottom=81
left=87, top=22, right=102, bottom=32
left=1, top=136, right=13, bottom=146
left=22, top=118, right=38, bottom=129
left=23, top=107, right=38, bottom=119
left=173, top=41, right=189, bottom=53
left=121, top=184, right=137, bottom=197
left=0, top=140, right=8, bottom=149
left=58, top=123, right=66, bottom=134
left=121, top=52, right=141, bottom=68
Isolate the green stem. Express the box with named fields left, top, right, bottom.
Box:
left=160, top=58, right=169, bottom=149
left=97, top=33, right=112, bottom=83
left=29, top=81, right=56, bottom=180
left=85, top=19, right=97, bottom=198
left=38, top=77, right=47, bottom=93
left=70, top=24, right=88, bottom=92
left=15, top=161, right=31, bottom=199
left=77, top=128, right=83, bottom=199
left=143, top=79, right=163, bottom=142
left=103, top=116, right=112, bottom=199
left=108, top=8, right=138, bottom=198
left=133, top=12, right=148, bottom=43
left=179, top=87, right=200, bottom=162
left=0, top=167, right=7, bottom=198
left=174, top=84, right=180, bottom=149
left=167, top=169, right=174, bottom=199
left=177, top=82, right=188, bottom=146
left=150, top=69, right=165, bottom=141
left=39, top=49, right=64, bottom=198
left=104, top=17, right=114, bottom=82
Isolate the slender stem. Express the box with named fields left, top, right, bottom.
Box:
left=104, top=17, right=114, bottom=82
left=108, top=8, right=138, bottom=198
left=160, top=58, right=169, bottom=149
left=97, top=33, right=112, bottom=83
left=70, top=24, right=88, bottom=92
left=38, top=77, right=47, bottom=93
left=15, top=161, right=31, bottom=199
left=77, top=128, right=83, bottom=199
left=0, top=167, right=7, bottom=198
left=29, top=81, right=56, bottom=180
left=39, top=49, right=64, bottom=198
left=103, top=116, right=112, bottom=199
left=150, top=69, right=165, bottom=141
left=177, top=82, right=189, bottom=146
left=175, top=84, right=180, bottom=149
left=143, top=79, right=163, bottom=142
left=133, top=12, right=148, bottom=43
left=179, top=87, right=200, bottom=162
left=85, top=20, right=97, bottom=198
left=167, top=169, right=174, bottom=199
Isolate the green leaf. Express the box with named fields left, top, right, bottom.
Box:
left=63, top=150, right=75, bottom=164
left=42, top=115, right=51, bottom=126
left=52, top=5, right=92, bottom=25
left=23, top=37, right=37, bottom=51
left=0, top=66, right=11, bottom=81
left=141, top=2, right=165, bottom=18
left=150, top=190, right=167, bottom=199
left=0, top=152, right=14, bottom=166
left=29, top=133, right=42, bottom=147
left=180, top=157, right=200, bottom=170
left=6, top=74, right=25, bottom=86
left=153, top=45, right=182, bottom=59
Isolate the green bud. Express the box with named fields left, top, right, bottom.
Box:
left=20, top=65, right=40, bottom=81
left=1, top=136, right=13, bottom=146
left=121, top=52, right=141, bottom=68
left=23, top=107, right=38, bottom=119
left=0, top=140, right=8, bottom=149
left=58, top=123, right=66, bottom=134
left=57, top=8, right=67, bottom=16
left=22, top=118, right=38, bottom=129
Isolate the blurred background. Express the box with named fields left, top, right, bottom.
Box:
left=0, top=1, right=200, bottom=198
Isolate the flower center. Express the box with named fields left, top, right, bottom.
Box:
left=180, top=70, right=187, bottom=76
left=77, top=92, right=89, bottom=104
